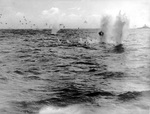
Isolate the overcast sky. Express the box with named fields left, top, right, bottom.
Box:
left=0, top=0, right=150, bottom=29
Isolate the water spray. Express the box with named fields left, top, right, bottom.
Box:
left=113, top=11, right=129, bottom=53
left=99, top=15, right=111, bottom=44
left=51, top=24, right=60, bottom=35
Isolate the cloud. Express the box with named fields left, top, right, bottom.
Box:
left=68, top=14, right=82, bottom=22
left=69, top=7, right=81, bottom=11
left=16, top=12, right=24, bottom=17
left=41, top=7, right=60, bottom=22
left=42, top=7, right=60, bottom=15
left=1, top=0, right=150, bottom=28
left=41, top=7, right=67, bottom=25
left=91, top=14, right=101, bottom=18
left=69, top=13, right=80, bottom=17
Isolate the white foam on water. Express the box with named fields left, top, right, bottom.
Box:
left=79, top=37, right=100, bottom=45
left=79, top=38, right=87, bottom=44
left=39, top=104, right=150, bottom=114
left=86, top=37, right=100, bottom=44
left=39, top=105, right=90, bottom=114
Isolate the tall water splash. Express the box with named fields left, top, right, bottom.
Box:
left=113, top=11, right=129, bottom=45
left=51, top=24, right=60, bottom=35
left=99, top=15, right=111, bottom=43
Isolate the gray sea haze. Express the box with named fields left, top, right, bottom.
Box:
left=0, top=28, right=150, bottom=114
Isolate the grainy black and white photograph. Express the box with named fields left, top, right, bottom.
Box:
left=0, top=0, right=150, bottom=114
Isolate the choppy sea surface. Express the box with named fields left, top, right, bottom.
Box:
left=0, top=28, right=150, bottom=114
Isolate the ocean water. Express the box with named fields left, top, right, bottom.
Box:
left=0, top=28, right=149, bottom=114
